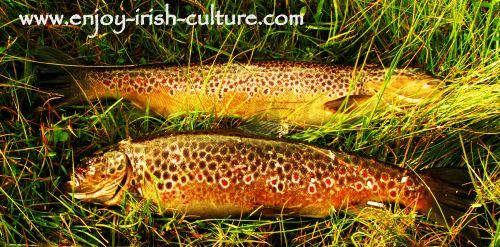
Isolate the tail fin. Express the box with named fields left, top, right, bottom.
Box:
left=422, top=168, right=484, bottom=245
left=33, top=46, right=88, bottom=105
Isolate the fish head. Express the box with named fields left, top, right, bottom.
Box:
left=65, top=150, right=130, bottom=205
left=365, top=68, right=444, bottom=103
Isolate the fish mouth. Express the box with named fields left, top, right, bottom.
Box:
left=64, top=172, right=97, bottom=198
left=65, top=171, right=129, bottom=203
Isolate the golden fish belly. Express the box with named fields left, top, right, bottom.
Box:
left=122, top=91, right=335, bottom=126
left=120, top=133, right=430, bottom=217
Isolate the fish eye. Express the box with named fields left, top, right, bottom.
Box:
left=117, top=163, right=124, bottom=171
left=103, top=151, right=129, bottom=174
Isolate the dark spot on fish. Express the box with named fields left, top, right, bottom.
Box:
left=170, top=153, right=180, bottom=162
left=283, top=163, right=291, bottom=172
left=255, top=147, right=264, bottom=156
left=300, top=167, right=308, bottom=174
left=205, top=154, right=212, bottom=162
left=307, top=162, right=315, bottom=170
left=292, top=153, right=301, bottom=161
left=198, top=142, right=206, bottom=149
left=169, top=164, right=177, bottom=172
left=199, top=151, right=206, bottom=158
left=162, top=150, right=169, bottom=159
left=191, top=152, right=198, bottom=159
left=235, top=142, right=244, bottom=149
left=206, top=145, right=213, bottom=152
left=178, top=162, right=186, bottom=171
left=220, top=163, right=228, bottom=170
left=315, top=171, right=323, bottom=179
left=172, top=174, right=178, bottom=182
left=277, top=166, right=284, bottom=176
left=188, top=162, right=196, bottom=170
left=145, top=172, right=151, bottom=181
left=261, top=162, right=268, bottom=173
left=220, top=147, right=228, bottom=155
left=277, top=157, right=284, bottom=164
left=228, top=146, right=236, bottom=154
left=250, top=164, right=258, bottom=172
left=255, top=158, right=262, bottom=167
left=248, top=153, right=255, bottom=161
left=390, top=190, right=397, bottom=198
left=162, top=172, right=170, bottom=180
left=199, top=161, right=206, bottom=169
left=215, top=155, right=223, bottom=163
left=208, top=162, right=217, bottom=171
left=277, top=183, right=284, bottom=191
left=182, top=149, right=189, bottom=158
left=157, top=183, right=164, bottom=190
left=327, top=164, right=335, bottom=172
left=153, top=170, right=161, bottom=179
left=388, top=180, right=395, bottom=189
left=161, top=163, right=168, bottom=171
left=165, top=182, right=173, bottom=190
left=269, top=160, right=277, bottom=169
left=316, top=162, right=326, bottom=171
left=154, top=159, right=162, bottom=167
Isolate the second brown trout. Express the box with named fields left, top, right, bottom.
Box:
left=65, top=131, right=475, bottom=239
left=35, top=48, right=442, bottom=126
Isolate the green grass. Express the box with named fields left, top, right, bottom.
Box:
left=0, top=0, right=499, bottom=246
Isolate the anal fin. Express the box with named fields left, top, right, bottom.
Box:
left=258, top=205, right=301, bottom=217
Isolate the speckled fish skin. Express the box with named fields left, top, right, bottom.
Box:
left=77, top=61, right=441, bottom=125
left=65, top=132, right=436, bottom=218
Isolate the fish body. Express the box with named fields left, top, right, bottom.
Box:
left=65, top=132, right=470, bottom=222
left=35, top=48, right=442, bottom=125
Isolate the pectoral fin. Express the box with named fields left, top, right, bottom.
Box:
left=323, top=95, right=372, bottom=113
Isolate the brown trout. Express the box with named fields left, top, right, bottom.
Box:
left=65, top=131, right=475, bottom=238
left=36, top=48, right=442, bottom=126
